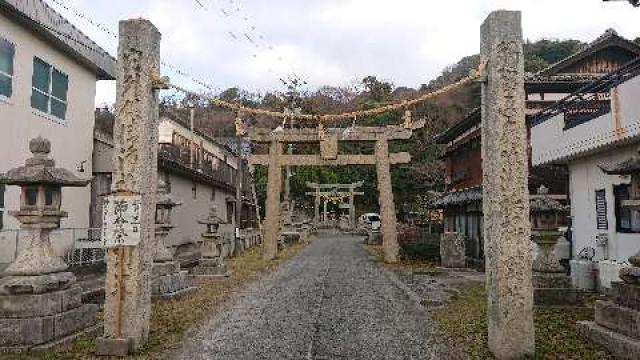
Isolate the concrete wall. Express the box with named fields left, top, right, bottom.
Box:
left=531, top=74, right=640, bottom=166
left=167, top=172, right=235, bottom=248
left=0, top=12, right=98, bottom=231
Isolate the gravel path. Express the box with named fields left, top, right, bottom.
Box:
left=175, top=234, right=444, bottom=360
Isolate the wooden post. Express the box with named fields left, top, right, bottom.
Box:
left=262, top=140, right=282, bottom=260
left=481, top=10, right=534, bottom=358
left=96, top=19, right=161, bottom=356
left=376, top=137, right=399, bottom=263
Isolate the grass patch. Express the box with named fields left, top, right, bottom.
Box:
left=362, top=243, right=438, bottom=272
left=1, top=240, right=310, bottom=360
left=434, top=283, right=613, bottom=360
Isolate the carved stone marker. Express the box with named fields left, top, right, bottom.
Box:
left=440, top=232, right=466, bottom=268
left=0, top=138, right=96, bottom=351
left=481, top=10, right=535, bottom=358
left=95, top=18, right=161, bottom=356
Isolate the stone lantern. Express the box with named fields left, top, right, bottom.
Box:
left=191, top=206, right=228, bottom=276
left=579, top=152, right=640, bottom=357
left=151, top=174, right=193, bottom=300
left=530, top=186, right=567, bottom=278
left=529, top=186, right=577, bottom=305
left=154, top=174, right=181, bottom=262
left=0, top=137, right=97, bottom=350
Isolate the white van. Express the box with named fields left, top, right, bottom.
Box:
left=360, top=213, right=381, bottom=232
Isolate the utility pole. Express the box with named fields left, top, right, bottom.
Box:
left=189, top=108, right=195, bottom=168
left=281, top=76, right=304, bottom=205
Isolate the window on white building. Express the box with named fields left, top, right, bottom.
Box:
left=614, top=184, right=640, bottom=233
left=211, top=188, right=216, bottom=201
left=0, top=37, right=15, bottom=98
left=31, top=57, right=68, bottom=120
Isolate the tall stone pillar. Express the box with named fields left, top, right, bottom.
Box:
left=480, top=10, right=534, bottom=358
left=323, top=200, right=328, bottom=225
left=262, top=140, right=282, bottom=260
left=313, top=193, right=320, bottom=227
left=349, top=191, right=355, bottom=228
left=96, top=19, right=161, bottom=356
left=376, top=137, right=399, bottom=263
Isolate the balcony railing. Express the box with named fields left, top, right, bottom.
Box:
left=158, top=143, right=237, bottom=188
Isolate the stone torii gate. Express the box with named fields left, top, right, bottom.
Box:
left=305, top=181, right=364, bottom=227
left=250, top=121, right=424, bottom=263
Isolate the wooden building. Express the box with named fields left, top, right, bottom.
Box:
left=432, top=29, right=640, bottom=267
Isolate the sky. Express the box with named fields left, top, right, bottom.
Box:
left=47, top=0, right=640, bottom=106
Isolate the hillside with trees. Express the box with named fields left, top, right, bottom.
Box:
left=98, top=38, right=600, bottom=218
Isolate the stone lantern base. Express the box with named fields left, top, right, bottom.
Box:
left=440, top=232, right=466, bottom=269
left=0, top=278, right=98, bottom=351
left=578, top=281, right=640, bottom=358
left=533, top=271, right=581, bottom=306
left=190, top=257, right=229, bottom=277
left=151, top=261, right=195, bottom=301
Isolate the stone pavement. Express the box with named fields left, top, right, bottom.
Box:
left=174, top=234, right=446, bottom=359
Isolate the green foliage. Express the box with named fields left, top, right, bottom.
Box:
left=524, top=39, right=585, bottom=69
left=525, top=54, right=551, bottom=73
left=634, top=37, right=640, bottom=46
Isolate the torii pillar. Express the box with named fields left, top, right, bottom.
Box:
left=262, top=140, right=282, bottom=260
left=481, top=10, right=534, bottom=358
left=376, top=135, right=399, bottom=263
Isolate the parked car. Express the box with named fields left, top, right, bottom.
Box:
left=360, top=213, right=381, bottom=232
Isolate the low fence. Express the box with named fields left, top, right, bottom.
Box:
left=1, top=226, right=263, bottom=269
left=0, top=228, right=105, bottom=268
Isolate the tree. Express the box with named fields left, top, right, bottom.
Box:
left=361, top=76, right=393, bottom=102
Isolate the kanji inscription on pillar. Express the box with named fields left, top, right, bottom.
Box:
left=102, top=194, right=143, bottom=248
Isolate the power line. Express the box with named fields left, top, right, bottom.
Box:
left=45, top=0, right=221, bottom=93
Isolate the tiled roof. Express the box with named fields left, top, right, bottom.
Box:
left=431, top=186, right=483, bottom=208
left=527, top=29, right=640, bottom=82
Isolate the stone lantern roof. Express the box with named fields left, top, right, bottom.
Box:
left=530, top=186, right=567, bottom=214
left=599, top=151, right=640, bottom=175
left=0, top=137, right=90, bottom=187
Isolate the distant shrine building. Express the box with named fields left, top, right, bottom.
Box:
left=433, top=30, right=640, bottom=271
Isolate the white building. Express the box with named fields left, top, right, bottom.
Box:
left=0, top=0, right=115, bottom=266
left=530, top=58, right=640, bottom=289
left=92, top=116, right=258, bottom=263
left=0, top=0, right=115, bottom=230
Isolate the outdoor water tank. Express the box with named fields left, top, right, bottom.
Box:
left=570, top=259, right=596, bottom=291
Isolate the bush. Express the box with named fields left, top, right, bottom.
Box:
left=397, top=224, right=440, bottom=261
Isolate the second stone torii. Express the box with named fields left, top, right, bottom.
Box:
left=305, top=181, right=364, bottom=228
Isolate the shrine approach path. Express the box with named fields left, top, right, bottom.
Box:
left=174, top=234, right=444, bottom=360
